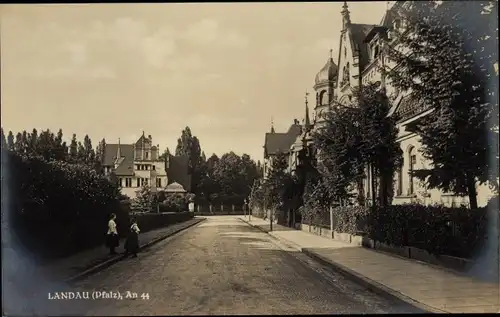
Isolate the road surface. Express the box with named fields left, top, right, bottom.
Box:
left=6, top=216, right=424, bottom=315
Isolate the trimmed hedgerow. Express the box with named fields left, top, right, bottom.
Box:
left=304, top=199, right=492, bottom=259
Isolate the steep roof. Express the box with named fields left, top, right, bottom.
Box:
left=380, top=8, right=397, bottom=27
left=103, top=144, right=135, bottom=176
left=166, top=155, right=191, bottom=192
left=364, top=26, right=388, bottom=44
left=264, top=123, right=302, bottom=157
left=286, top=123, right=302, bottom=135
left=348, top=23, right=376, bottom=71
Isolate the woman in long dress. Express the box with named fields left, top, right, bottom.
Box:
left=106, top=213, right=119, bottom=255
left=125, top=218, right=140, bottom=258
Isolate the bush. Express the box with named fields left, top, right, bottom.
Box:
left=301, top=199, right=490, bottom=259
left=135, top=211, right=194, bottom=232
left=4, top=151, right=122, bottom=260
left=331, top=206, right=370, bottom=234
left=367, top=203, right=488, bottom=259
left=159, top=193, right=186, bottom=213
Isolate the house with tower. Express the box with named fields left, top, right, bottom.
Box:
left=264, top=1, right=495, bottom=208
left=103, top=132, right=191, bottom=199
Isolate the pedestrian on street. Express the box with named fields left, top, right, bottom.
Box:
left=106, top=213, right=119, bottom=255
left=125, top=217, right=140, bottom=258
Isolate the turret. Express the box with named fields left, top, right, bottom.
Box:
left=341, top=1, right=351, bottom=30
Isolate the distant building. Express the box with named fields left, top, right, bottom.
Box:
left=262, top=120, right=302, bottom=179
left=103, top=132, right=190, bottom=199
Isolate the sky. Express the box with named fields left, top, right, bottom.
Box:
left=0, top=2, right=388, bottom=162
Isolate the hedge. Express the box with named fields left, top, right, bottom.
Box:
left=367, top=202, right=490, bottom=259
left=2, top=151, right=194, bottom=261
left=320, top=199, right=495, bottom=259
left=100, top=202, right=194, bottom=237
left=302, top=197, right=498, bottom=259
left=133, top=211, right=194, bottom=232
left=3, top=151, right=123, bottom=260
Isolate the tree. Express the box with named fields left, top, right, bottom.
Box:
left=202, top=154, right=220, bottom=201
left=76, top=142, right=86, bottom=165
left=131, top=184, right=153, bottom=213
left=26, top=128, right=38, bottom=155
left=159, top=147, right=171, bottom=161
left=80, top=135, right=95, bottom=166
left=263, top=151, right=291, bottom=214
left=14, top=132, right=23, bottom=153
left=249, top=180, right=265, bottom=216
left=212, top=152, right=243, bottom=201
left=21, top=130, right=29, bottom=154
left=69, top=134, right=78, bottom=163
left=384, top=1, right=498, bottom=209
left=0, top=128, right=6, bottom=150
left=7, top=131, right=14, bottom=151
left=354, top=83, right=402, bottom=206
left=95, top=138, right=106, bottom=174
left=314, top=84, right=402, bottom=207
left=256, top=160, right=264, bottom=179
left=175, top=127, right=202, bottom=194
left=37, top=130, right=56, bottom=161
left=313, top=106, right=364, bottom=205
left=53, top=129, right=68, bottom=161
left=240, top=154, right=260, bottom=199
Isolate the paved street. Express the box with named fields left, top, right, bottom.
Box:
left=7, top=216, right=423, bottom=315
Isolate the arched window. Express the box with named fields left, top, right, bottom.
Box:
left=374, top=46, right=380, bottom=59
left=319, top=90, right=327, bottom=106
left=408, top=146, right=416, bottom=195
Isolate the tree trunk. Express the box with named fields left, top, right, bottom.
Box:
left=466, top=173, right=478, bottom=210
left=379, top=170, right=391, bottom=207
left=371, top=164, right=377, bottom=207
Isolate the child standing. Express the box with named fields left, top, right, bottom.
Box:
left=125, top=218, right=140, bottom=257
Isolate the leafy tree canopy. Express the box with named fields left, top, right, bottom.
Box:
left=384, top=0, right=498, bottom=208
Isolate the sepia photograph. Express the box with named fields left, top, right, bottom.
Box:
left=1, top=1, right=499, bottom=315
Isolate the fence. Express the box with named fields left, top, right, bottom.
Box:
left=194, top=203, right=246, bottom=215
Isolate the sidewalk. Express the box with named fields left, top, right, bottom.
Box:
left=37, top=217, right=205, bottom=282
left=238, top=215, right=500, bottom=314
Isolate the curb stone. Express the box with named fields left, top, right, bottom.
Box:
left=65, top=217, right=206, bottom=283
left=239, top=217, right=445, bottom=314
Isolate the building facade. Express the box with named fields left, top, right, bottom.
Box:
left=269, top=1, right=496, bottom=208
left=103, top=132, right=167, bottom=199
left=263, top=120, right=302, bottom=179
